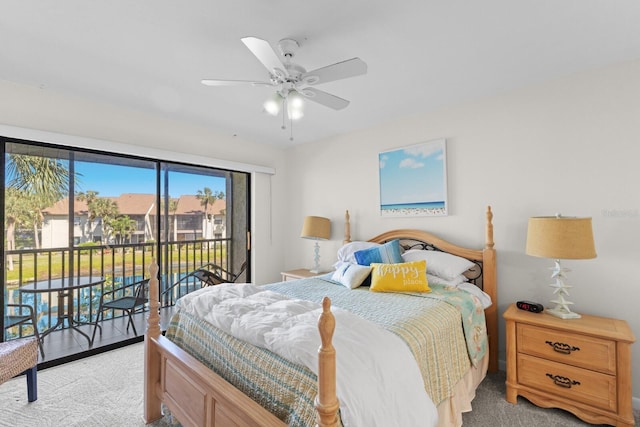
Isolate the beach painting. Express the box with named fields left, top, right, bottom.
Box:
left=379, top=139, right=448, bottom=217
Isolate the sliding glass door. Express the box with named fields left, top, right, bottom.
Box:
left=1, top=138, right=250, bottom=361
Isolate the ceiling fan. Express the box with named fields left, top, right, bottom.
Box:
left=201, top=37, right=367, bottom=139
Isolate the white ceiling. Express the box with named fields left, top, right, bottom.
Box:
left=2, top=1, right=640, bottom=147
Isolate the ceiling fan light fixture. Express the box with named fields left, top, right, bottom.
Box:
left=287, top=90, right=304, bottom=120
left=263, top=92, right=283, bottom=116
left=202, top=36, right=367, bottom=139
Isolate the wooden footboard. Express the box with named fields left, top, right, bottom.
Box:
left=145, top=333, right=287, bottom=426
left=143, top=262, right=339, bottom=427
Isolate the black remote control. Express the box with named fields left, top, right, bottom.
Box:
left=516, top=300, right=544, bottom=313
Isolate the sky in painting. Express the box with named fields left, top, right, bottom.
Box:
left=378, top=140, right=446, bottom=205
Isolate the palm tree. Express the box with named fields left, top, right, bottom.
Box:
left=111, top=215, right=137, bottom=245
left=196, top=187, right=224, bottom=239
left=92, top=198, right=120, bottom=244
left=76, top=191, right=120, bottom=244
left=28, top=192, right=58, bottom=250
left=6, top=154, right=69, bottom=198
left=4, top=188, right=33, bottom=271
left=169, top=198, right=178, bottom=241
left=5, top=154, right=70, bottom=268
left=76, top=190, right=100, bottom=241
left=160, top=197, right=179, bottom=241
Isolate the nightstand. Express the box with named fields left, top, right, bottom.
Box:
left=504, top=303, right=635, bottom=426
left=281, top=268, right=329, bottom=281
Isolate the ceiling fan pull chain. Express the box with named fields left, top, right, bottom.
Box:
left=289, top=117, right=294, bottom=141
left=281, top=97, right=286, bottom=130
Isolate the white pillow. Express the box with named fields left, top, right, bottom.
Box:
left=335, top=241, right=381, bottom=266
left=457, top=282, right=492, bottom=309
left=426, top=273, right=468, bottom=287
left=331, top=262, right=372, bottom=289
left=401, top=249, right=475, bottom=280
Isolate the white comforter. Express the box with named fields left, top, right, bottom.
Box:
left=176, top=283, right=438, bottom=427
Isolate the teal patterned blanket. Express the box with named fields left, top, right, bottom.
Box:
left=265, top=276, right=487, bottom=369
left=402, top=284, right=488, bottom=367
left=165, top=276, right=488, bottom=426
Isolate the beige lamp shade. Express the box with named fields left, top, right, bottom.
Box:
left=300, top=216, right=331, bottom=240
left=526, top=216, right=596, bottom=260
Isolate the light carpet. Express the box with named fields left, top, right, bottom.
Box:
left=0, top=342, right=170, bottom=427
left=1, top=342, right=638, bottom=426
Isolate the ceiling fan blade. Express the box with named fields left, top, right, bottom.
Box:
left=301, top=58, right=367, bottom=85
left=241, top=36, right=288, bottom=77
left=301, top=88, right=350, bottom=110
left=201, top=79, right=272, bottom=87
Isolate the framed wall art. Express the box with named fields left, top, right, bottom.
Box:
left=378, top=138, right=448, bottom=217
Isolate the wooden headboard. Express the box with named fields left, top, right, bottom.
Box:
left=344, top=206, right=498, bottom=372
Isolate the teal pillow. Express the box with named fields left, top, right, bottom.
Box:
left=354, top=239, right=403, bottom=266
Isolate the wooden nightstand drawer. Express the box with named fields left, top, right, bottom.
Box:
left=517, top=353, right=617, bottom=412
left=517, top=323, right=616, bottom=374
left=504, top=304, right=635, bottom=426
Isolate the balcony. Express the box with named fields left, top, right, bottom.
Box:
left=28, top=306, right=176, bottom=369
left=3, top=238, right=233, bottom=368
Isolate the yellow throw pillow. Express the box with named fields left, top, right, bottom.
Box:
left=370, top=260, right=431, bottom=293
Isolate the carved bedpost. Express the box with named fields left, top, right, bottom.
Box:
left=486, top=206, right=494, bottom=250
left=144, top=260, right=163, bottom=423
left=483, top=206, right=498, bottom=372
left=147, top=261, right=161, bottom=339
left=315, top=297, right=339, bottom=427
left=343, top=210, right=351, bottom=244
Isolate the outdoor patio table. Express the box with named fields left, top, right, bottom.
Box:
left=19, top=276, right=105, bottom=346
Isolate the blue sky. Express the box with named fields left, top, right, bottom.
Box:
left=74, top=162, right=226, bottom=198
left=378, top=141, right=446, bottom=205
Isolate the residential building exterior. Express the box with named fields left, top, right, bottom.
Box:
left=40, top=194, right=226, bottom=248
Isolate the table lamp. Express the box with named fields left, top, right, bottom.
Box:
left=300, top=216, right=331, bottom=273
left=525, top=214, right=596, bottom=319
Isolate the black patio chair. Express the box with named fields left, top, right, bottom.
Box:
left=160, top=261, right=247, bottom=306
left=4, top=303, right=45, bottom=359
left=191, top=268, right=226, bottom=287
left=91, top=278, right=149, bottom=346
left=199, top=261, right=247, bottom=284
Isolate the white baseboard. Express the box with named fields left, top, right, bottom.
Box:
left=497, top=357, right=640, bottom=412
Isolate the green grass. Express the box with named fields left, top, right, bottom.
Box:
left=5, top=246, right=226, bottom=288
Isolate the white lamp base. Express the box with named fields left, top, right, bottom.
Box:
left=547, top=259, right=581, bottom=319
left=546, top=307, right=581, bottom=319
left=310, top=241, right=321, bottom=274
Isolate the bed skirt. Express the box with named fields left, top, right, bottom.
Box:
left=437, top=351, right=489, bottom=426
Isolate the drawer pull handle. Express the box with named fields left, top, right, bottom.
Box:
left=546, top=373, right=580, bottom=388
left=545, top=340, right=580, bottom=355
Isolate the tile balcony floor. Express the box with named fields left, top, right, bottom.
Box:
left=34, top=307, right=175, bottom=369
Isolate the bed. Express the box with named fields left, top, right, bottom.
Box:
left=144, top=206, right=497, bottom=427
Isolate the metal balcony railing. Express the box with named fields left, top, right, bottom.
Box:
left=3, top=237, right=232, bottom=343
